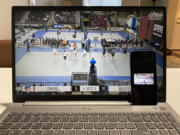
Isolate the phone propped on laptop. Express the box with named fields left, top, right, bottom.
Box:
left=130, top=51, right=158, bottom=105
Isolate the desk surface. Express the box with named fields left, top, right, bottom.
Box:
left=0, top=68, right=180, bottom=115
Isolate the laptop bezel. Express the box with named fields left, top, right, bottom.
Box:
left=12, top=6, right=166, bottom=102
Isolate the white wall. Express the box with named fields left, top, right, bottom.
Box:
left=171, top=0, right=180, bottom=49
left=0, top=0, right=28, bottom=40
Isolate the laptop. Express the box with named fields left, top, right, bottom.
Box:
left=0, top=6, right=180, bottom=135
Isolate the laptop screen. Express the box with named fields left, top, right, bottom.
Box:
left=14, top=7, right=165, bottom=101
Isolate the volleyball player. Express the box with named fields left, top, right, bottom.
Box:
left=53, top=47, right=57, bottom=56
left=102, top=47, right=106, bottom=59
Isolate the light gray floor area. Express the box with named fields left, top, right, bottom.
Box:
left=16, top=52, right=163, bottom=77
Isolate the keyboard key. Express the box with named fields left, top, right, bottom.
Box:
left=143, top=116, right=151, bottom=122
left=87, top=130, right=97, bottom=135
left=108, top=113, right=115, bottom=116
left=126, top=123, right=136, bottom=129
left=104, top=123, right=115, bottom=129
left=155, top=123, right=165, bottom=129
left=63, top=123, right=73, bottom=129
left=163, top=122, right=174, bottom=129
left=42, top=123, right=53, bottom=129
left=32, top=123, right=42, bottom=129
left=74, top=113, right=81, bottom=116
left=109, top=116, right=118, bottom=122
left=98, top=130, right=108, bottom=135
left=159, top=129, right=170, bottom=135
left=159, top=116, right=168, bottom=122
left=31, top=130, right=42, bottom=135
left=54, top=130, right=64, bottom=135
left=99, top=113, right=106, bottom=116
left=70, top=116, right=79, bottom=122
left=131, top=129, right=150, bottom=135
left=150, top=130, right=161, bottom=135
left=82, top=113, right=90, bottom=116
left=58, top=113, right=65, bottom=116
left=79, top=117, right=88, bottom=122
left=168, top=129, right=179, bottom=135
left=149, top=112, right=155, bottom=116
left=42, top=113, right=49, bottom=116
left=131, top=112, right=140, bottom=116
left=115, top=112, right=122, bottom=116
left=109, top=130, right=119, bottom=135
left=120, top=130, right=131, bottom=135
left=11, top=116, right=22, bottom=122
left=116, top=123, right=125, bottom=129
left=84, top=123, right=93, bottom=129
left=21, top=116, right=31, bottom=122
left=136, top=123, right=148, bottom=130
left=40, top=116, right=50, bottom=122
left=31, top=116, right=40, bottom=122
left=151, top=116, right=160, bottom=122
left=140, top=112, right=148, bottom=116
left=119, top=116, right=127, bottom=122
left=89, top=116, right=98, bottom=122
left=0, top=130, right=9, bottom=135
left=123, top=112, right=131, bottom=116
left=33, top=113, right=41, bottom=116
left=156, top=113, right=163, bottom=116
left=3, top=116, right=13, bottom=122
left=9, top=129, right=20, bottom=135
left=76, top=130, right=86, bottom=135
left=50, top=113, right=57, bottom=116
left=74, top=123, right=83, bottom=129
left=127, top=116, right=143, bottom=122
left=11, top=123, right=22, bottom=129
left=94, top=123, right=104, bottom=129
left=50, top=116, right=60, bottom=122
left=146, top=122, right=156, bottom=129
left=65, top=130, right=75, bottom=135
left=53, top=123, right=63, bottom=129
left=20, top=130, right=32, bottom=135
left=99, top=116, right=108, bottom=122
left=0, top=123, right=12, bottom=129
left=42, top=130, right=53, bottom=135
left=91, top=113, right=98, bottom=116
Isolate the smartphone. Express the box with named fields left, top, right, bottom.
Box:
left=130, top=51, right=157, bottom=105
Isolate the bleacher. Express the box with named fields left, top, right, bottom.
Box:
left=25, top=11, right=50, bottom=25
left=91, top=15, right=108, bottom=27
left=54, top=11, right=75, bottom=24
left=15, top=11, right=25, bottom=23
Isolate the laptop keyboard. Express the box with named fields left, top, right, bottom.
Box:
left=0, top=112, right=180, bottom=135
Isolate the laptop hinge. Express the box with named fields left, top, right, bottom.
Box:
left=24, top=101, right=131, bottom=106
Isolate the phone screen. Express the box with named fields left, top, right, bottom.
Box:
left=130, top=51, right=157, bottom=105
left=134, top=73, right=154, bottom=85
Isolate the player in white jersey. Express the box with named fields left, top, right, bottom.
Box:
left=53, top=47, right=57, bottom=56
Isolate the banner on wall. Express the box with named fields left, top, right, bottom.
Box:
left=151, top=20, right=164, bottom=45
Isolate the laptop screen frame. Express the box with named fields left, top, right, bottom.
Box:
left=12, top=6, right=166, bottom=102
